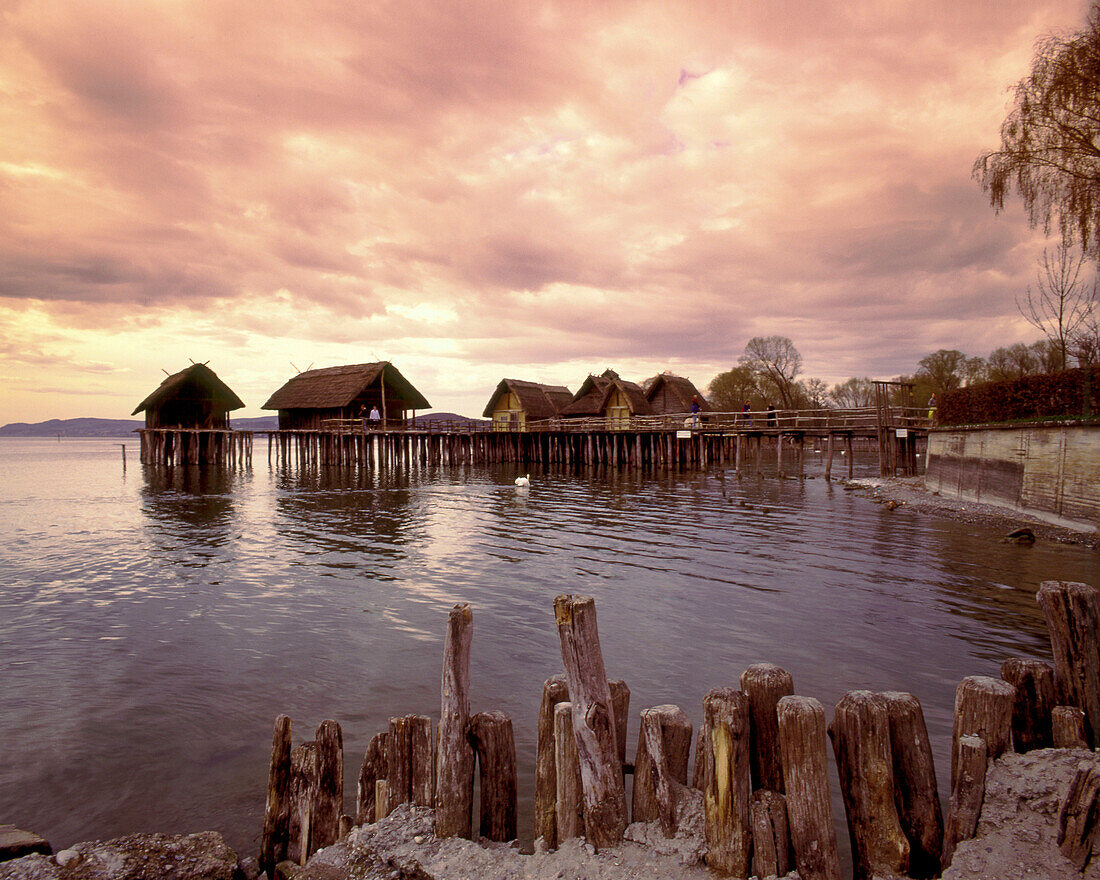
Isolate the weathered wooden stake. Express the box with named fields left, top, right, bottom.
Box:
left=632, top=704, right=692, bottom=827
left=409, top=715, right=432, bottom=807
left=435, top=603, right=475, bottom=839
left=260, top=714, right=292, bottom=877
left=881, top=691, right=942, bottom=879
left=553, top=594, right=627, bottom=849
left=554, top=701, right=584, bottom=843
left=740, top=662, right=794, bottom=792
left=286, top=742, right=319, bottom=865
left=313, top=720, right=343, bottom=852
left=534, top=675, right=569, bottom=848
left=1038, top=581, right=1100, bottom=745
left=355, top=732, right=388, bottom=825
left=470, top=711, right=518, bottom=842
left=387, top=716, right=411, bottom=812
left=942, top=734, right=987, bottom=868
left=374, top=779, right=390, bottom=822
left=609, top=678, right=631, bottom=771
left=1000, top=658, right=1056, bottom=752
left=777, top=695, right=841, bottom=880
left=751, top=790, right=792, bottom=880
left=951, top=675, right=1014, bottom=788
left=1058, top=759, right=1100, bottom=870
left=1054, top=706, right=1090, bottom=749
left=702, top=686, right=752, bottom=877
left=828, top=691, right=909, bottom=880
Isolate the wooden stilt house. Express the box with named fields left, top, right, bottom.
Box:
left=132, top=363, right=245, bottom=428
left=560, top=369, right=652, bottom=429
left=262, top=362, right=430, bottom=430
left=482, top=379, right=573, bottom=431
left=645, top=372, right=711, bottom=416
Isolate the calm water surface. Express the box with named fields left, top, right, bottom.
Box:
left=1, top=436, right=1097, bottom=859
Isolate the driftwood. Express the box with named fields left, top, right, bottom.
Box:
left=259, top=714, right=292, bottom=877
left=313, top=721, right=343, bottom=852
left=534, top=675, right=569, bottom=847
left=1058, top=759, right=1100, bottom=870
left=702, top=687, right=752, bottom=877
left=632, top=704, right=692, bottom=827
left=1054, top=706, right=1091, bottom=749
left=1000, top=658, right=1056, bottom=752
left=751, top=790, right=791, bottom=879
left=1038, top=581, right=1100, bottom=745
left=355, top=732, right=388, bottom=825
left=435, top=603, right=475, bottom=839
left=777, top=695, right=841, bottom=880
left=553, top=594, right=627, bottom=849
left=828, top=691, right=909, bottom=880
left=881, top=691, right=942, bottom=879
left=740, top=663, right=794, bottom=792
left=554, top=701, right=584, bottom=842
left=942, top=734, right=987, bottom=868
left=470, top=711, right=518, bottom=842
left=951, top=675, right=1014, bottom=788
left=286, top=742, right=319, bottom=866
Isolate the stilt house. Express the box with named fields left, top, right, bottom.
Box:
left=262, top=362, right=430, bottom=430
left=645, top=372, right=711, bottom=415
left=561, top=369, right=652, bottom=428
left=482, top=379, right=573, bottom=431
left=132, top=363, right=245, bottom=429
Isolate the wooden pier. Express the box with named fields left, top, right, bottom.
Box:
left=138, top=428, right=254, bottom=467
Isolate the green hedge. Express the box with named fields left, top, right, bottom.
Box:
left=938, top=367, right=1100, bottom=426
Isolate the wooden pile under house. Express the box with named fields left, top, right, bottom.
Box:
left=645, top=372, right=711, bottom=415
left=482, top=379, right=573, bottom=431
left=132, top=362, right=245, bottom=428
left=560, top=369, right=652, bottom=428
left=262, top=362, right=430, bottom=430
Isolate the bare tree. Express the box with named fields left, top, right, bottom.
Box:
left=1018, top=242, right=1096, bottom=370
left=987, top=343, right=1041, bottom=381
left=739, top=336, right=802, bottom=408
left=802, top=377, right=830, bottom=408
left=829, top=376, right=875, bottom=408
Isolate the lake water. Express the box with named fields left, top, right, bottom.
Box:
left=1, top=435, right=1097, bottom=862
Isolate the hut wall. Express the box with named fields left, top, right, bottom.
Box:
left=491, top=392, right=525, bottom=432
left=606, top=388, right=630, bottom=430
left=146, top=399, right=230, bottom=430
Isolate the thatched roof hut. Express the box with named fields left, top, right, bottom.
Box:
left=482, top=379, right=572, bottom=430
left=262, top=361, right=430, bottom=430
left=132, top=363, right=244, bottom=429
left=645, top=372, right=711, bottom=415
left=561, top=369, right=652, bottom=420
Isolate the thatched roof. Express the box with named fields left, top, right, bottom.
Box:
left=132, top=363, right=244, bottom=415
left=262, top=362, right=430, bottom=411
left=646, top=372, right=711, bottom=414
left=561, top=369, right=652, bottom=417
left=482, top=379, right=573, bottom=419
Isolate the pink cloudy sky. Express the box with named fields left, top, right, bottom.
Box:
left=0, top=0, right=1090, bottom=422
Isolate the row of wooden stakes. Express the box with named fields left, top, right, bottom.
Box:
left=258, top=582, right=1100, bottom=880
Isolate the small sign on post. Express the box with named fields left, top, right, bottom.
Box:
left=676, top=430, right=692, bottom=439
left=895, top=428, right=908, bottom=439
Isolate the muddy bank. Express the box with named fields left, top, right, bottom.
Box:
left=844, top=476, right=1100, bottom=552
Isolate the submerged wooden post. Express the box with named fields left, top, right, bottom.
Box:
left=554, top=701, right=584, bottom=843
left=777, top=695, right=841, bottom=880
left=751, top=790, right=792, bottom=880
left=740, top=662, right=793, bottom=792
left=355, top=732, right=388, bottom=825
left=553, top=594, right=627, bottom=849
left=951, top=676, right=1014, bottom=787
left=829, top=691, right=909, bottom=880
left=1000, top=658, right=1055, bottom=752
left=942, top=735, right=987, bottom=868
left=1057, top=759, right=1100, bottom=870
left=313, top=720, right=343, bottom=852
left=1037, top=581, right=1100, bottom=745
left=881, top=691, right=942, bottom=879
left=435, top=603, right=475, bottom=839
left=470, top=711, right=518, bottom=842
left=534, top=675, right=570, bottom=848
left=702, top=687, right=752, bottom=876
left=632, top=704, right=692, bottom=827
left=1054, top=706, right=1090, bottom=749
left=260, top=714, right=292, bottom=877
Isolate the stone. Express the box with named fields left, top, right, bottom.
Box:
left=0, top=828, right=50, bottom=862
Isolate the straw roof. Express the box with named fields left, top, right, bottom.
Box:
left=262, top=362, right=430, bottom=411
left=561, top=369, right=652, bottom=417
left=481, top=379, right=573, bottom=419
left=646, top=372, right=711, bottom=414
left=132, top=363, right=244, bottom=415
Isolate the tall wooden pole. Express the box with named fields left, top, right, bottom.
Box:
left=435, top=604, right=474, bottom=838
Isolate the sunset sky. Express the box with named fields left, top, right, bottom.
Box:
left=0, top=0, right=1090, bottom=423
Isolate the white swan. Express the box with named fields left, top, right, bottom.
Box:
left=515, top=474, right=530, bottom=488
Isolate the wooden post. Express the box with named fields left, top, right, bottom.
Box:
left=1000, top=658, right=1056, bottom=752
left=776, top=433, right=784, bottom=477
left=951, top=675, right=1014, bottom=788
left=313, top=720, right=343, bottom=852
left=942, top=735, right=987, bottom=868
left=374, top=779, right=390, bottom=822
left=534, top=675, right=570, bottom=848
left=609, top=679, right=630, bottom=771
left=740, top=662, right=793, bottom=792
left=824, top=433, right=834, bottom=481
left=470, top=711, right=518, bottom=842
left=777, top=695, right=841, bottom=880
left=1054, top=706, right=1090, bottom=748
left=828, top=691, right=909, bottom=880
left=881, top=691, right=942, bottom=879
left=1037, top=581, right=1100, bottom=745
left=553, top=594, right=627, bottom=849
left=701, top=686, right=752, bottom=877
left=751, top=790, right=792, bottom=880
left=409, top=715, right=432, bottom=807
left=1057, top=760, right=1100, bottom=870
left=847, top=434, right=854, bottom=479
left=632, top=704, right=692, bottom=826
left=355, top=732, right=388, bottom=824
left=387, top=716, right=411, bottom=812
left=554, top=701, right=584, bottom=843
left=286, top=742, right=319, bottom=865
left=435, top=603, right=475, bottom=839
left=259, top=715, right=292, bottom=877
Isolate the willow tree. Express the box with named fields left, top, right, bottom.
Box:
left=974, top=5, right=1100, bottom=256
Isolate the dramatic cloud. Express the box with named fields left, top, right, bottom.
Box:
left=0, top=0, right=1089, bottom=420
